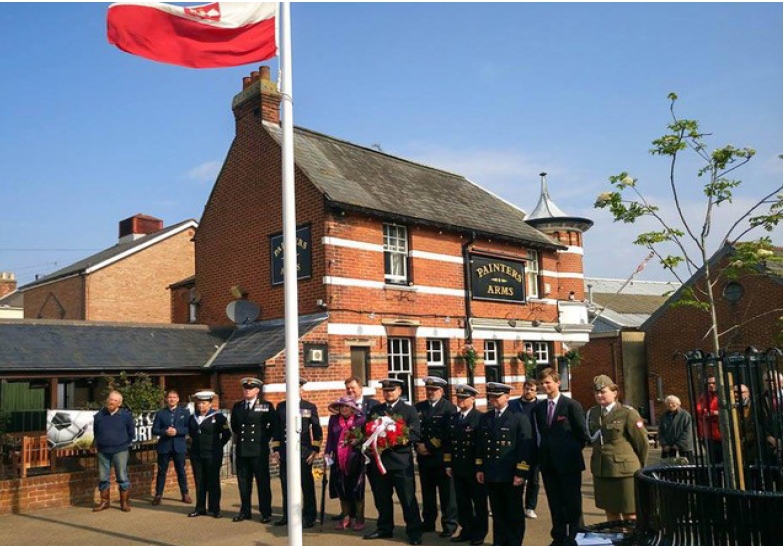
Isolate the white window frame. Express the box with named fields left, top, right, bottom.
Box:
left=387, top=337, right=413, bottom=401
left=484, top=340, right=503, bottom=383
left=526, top=250, right=539, bottom=299
left=384, top=223, right=409, bottom=285
left=426, top=339, right=446, bottom=368
left=524, top=341, right=550, bottom=364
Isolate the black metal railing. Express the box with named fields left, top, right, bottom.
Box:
left=635, top=464, right=782, bottom=545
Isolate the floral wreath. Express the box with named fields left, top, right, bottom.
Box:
left=460, top=343, right=479, bottom=372
left=361, top=415, right=409, bottom=474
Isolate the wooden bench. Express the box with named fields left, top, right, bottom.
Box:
left=12, top=434, right=50, bottom=478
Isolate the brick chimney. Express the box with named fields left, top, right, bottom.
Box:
left=119, top=214, right=164, bottom=243
left=0, top=272, right=16, bottom=298
left=231, top=65, right=281, bottom=126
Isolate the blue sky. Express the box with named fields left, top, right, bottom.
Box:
left=1, top=2, right=781, bottom=287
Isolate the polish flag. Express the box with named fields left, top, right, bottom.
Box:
left=107, top=2, right=278, bottom=68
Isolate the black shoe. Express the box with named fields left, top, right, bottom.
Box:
left=303, top=521, right=315, bottom=529
left=364, top=531, right=393, bottom=540
left=451, top=536, right=470, bottom=543
left=409, top=539, right=422, bottom=545
left=274, top=518, right=288, bottom=526
left=440, top=530, right=455, bottom=538
left=421, top=526, right=436, bottom=533
left=470, top=540, right=484, bottom=546
left=260, top=516, right=272, bottom=524
left=232, top=514, right=249, bottom=522
left=211, top=512, right=222, bottom=519
left=188, top=511, right=206, bottom=518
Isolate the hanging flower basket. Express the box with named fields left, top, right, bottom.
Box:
left=459, top=343, right=479, bottom=373
left=564, top=349, right=582, bottom=368
left=517, top=349, right=538, bottom=378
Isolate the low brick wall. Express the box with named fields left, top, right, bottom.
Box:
left=0, top=455, right=196, bottom=515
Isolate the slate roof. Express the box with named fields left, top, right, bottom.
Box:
left=19, top=219, right=198, bottom=291
left=210, top=312, right=328, bottom=369
left=0, top=319, right=230, bottom=373
left=264, top=124, right=562, bottom=250
left=0, top=290, right=23, bottom=309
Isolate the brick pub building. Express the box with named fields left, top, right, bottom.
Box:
left=196, top=67, right=594, bottom=412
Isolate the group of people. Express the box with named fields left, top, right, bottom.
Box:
left=92, top=370, right=652, bottom=546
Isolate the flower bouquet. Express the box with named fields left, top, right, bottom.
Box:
left=460, top=343, right=479, bottom=372
left=361, top=414, right=410, bottom=474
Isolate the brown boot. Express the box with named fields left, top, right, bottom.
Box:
left=119, top=488, right=131, bottom=512
left=93, top=489, right=110, bottom=512
left=181, top=493, right=193, bottom=504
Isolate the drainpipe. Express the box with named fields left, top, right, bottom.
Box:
left=462, top=233, right=476, bottom=386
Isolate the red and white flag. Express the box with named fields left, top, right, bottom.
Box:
left=107, top=2, right=278, bottom=68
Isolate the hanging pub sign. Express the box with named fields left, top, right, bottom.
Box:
left=470, top=254, right=526, bottom=303
left=270, top=225, right=312, bottom=285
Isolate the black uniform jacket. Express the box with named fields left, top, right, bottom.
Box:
left=230, top=398, right=277, bottom=457
left=476, top=407, right=534, bottom=482
left=415, top=397, right=456, bottom=466
left=533, top=396, right=589, bottom=474
left=367, top=399, right=421, bottom=472
left=272, top=399, right=323, bottom=458
left=188, top=410, right=231, bottom=459
left=444, top=407, right=483, bottom=476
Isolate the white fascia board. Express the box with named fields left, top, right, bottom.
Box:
left=541, top=269, right=584, bottom=279
left=84, top=220, right=198, bottom=275
left=323, top=276, right=465, bottom=297
left=557, top=246, right=584, bottom=255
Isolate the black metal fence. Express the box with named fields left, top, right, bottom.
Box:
left=635, top=464, right=783, bottom=545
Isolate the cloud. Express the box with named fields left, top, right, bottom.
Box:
left=183, top=160, right=222, bottom=185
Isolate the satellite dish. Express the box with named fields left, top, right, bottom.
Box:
left=226, top=300, right=260, bottom=324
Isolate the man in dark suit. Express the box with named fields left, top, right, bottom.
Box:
left=151, top=389, right=192, bottom=505
left=533, top=368, right=590, bottom=546
left=272, top=378, right=322, bottom=528
left=346, top=375, right=381, bottom=416
left=364, top=378, right=423, bottom=545
left=415, top=376, right=458, bottom=537
left=444, top=384, right=487, bottom=546
left=476, top=382, right=535, bottom=546
left=509, top=379, right=541, bottom=519
left=230, top=377, right=277, bottom=524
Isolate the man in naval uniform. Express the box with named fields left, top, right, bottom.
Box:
left=272, top=378, right=323, bottom=528
left=415, top=376, right=458, bottom=537
left=230, top=377, right=276, bottom=523
left=444, top=384, right=487, bottom=546
left=476, top=382, right=535, bottom=546
left=364, top=378, right=423, bottom=545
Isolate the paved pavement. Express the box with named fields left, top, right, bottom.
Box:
left=0, top=451, right=660, bottom=545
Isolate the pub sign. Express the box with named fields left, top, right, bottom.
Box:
left=270, top=225, right=312, bottom=285
left=470, top=254, right=526, bottom=303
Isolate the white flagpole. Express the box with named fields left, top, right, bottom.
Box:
left=280, top=3, right=302, bottom=545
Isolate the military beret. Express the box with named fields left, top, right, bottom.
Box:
left=193, top=390, right=216, bottom=401
left=241, top=377, right=263, bottom=388
left=593, top=374, right=617, bottom=391
left=486, top=382, right=513, bottom=397
left=379, top=378, right=405, bottom=391
left=423, top=376, right=448, bottom=389
left=455, top=384, right=479, bottom=398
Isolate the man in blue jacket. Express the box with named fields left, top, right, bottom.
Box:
left=92, top=390, right=135, bottom=512
left=151, top=389, right=192, bottom=506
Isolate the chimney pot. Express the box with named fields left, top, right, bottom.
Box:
left=250, top=70, right=260, bottom=83
left=260, top=66, right=271, bottom=80
left=242, top=76, right=252, bottom=89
